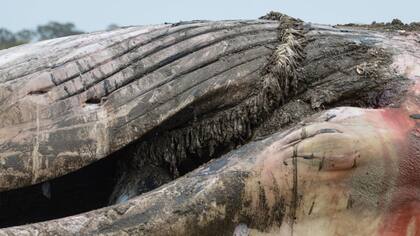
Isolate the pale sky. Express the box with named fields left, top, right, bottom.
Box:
left=2, top=0, right=420, bottom=32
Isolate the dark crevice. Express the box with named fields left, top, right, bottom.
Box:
left=28, top=90, right=49, bottom=95
left=85, top=97, right=102, bottom=104
left=0, top=153, right=119, bottom=228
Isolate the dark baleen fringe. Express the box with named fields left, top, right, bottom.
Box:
left=110, top=13, right=307, bottom=203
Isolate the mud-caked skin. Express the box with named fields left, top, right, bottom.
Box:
left=1, top=12, right=420, bottom=236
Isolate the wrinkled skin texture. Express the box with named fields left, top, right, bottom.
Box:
left=1, top=14, right=420, bottom=235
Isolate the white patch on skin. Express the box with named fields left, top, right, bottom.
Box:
left=116, top=194, right=130, bottom=204
left=114, top=186, right=139, bottom=204
left=392, top=53, right=420, bottom=80
left=31, top=103, right=41, bottom=183
left=41, top=181, right=51, bottom=199
left=83, top=103, right=100, bottom=111
left=407, top=217, right=417, bottom=236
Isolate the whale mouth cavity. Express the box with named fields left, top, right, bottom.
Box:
left=0, top=153, right=119, bottom=228
left=0, top=122, right=231, bottom=228
left=0, top=72, right=285, bottom=228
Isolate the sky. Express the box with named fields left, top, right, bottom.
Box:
left=2, top=0, right=420, bottom=32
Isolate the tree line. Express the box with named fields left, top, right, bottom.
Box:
left=0, top=22, right=119, bottom=50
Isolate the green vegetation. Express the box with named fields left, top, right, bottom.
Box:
left=0, top=22, right=121, bottom=50
left=0, top=22, right=85, bottom=50
left=36, top=22, right=83, bottom=41
left=338, top=18, right=420, bottom=32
